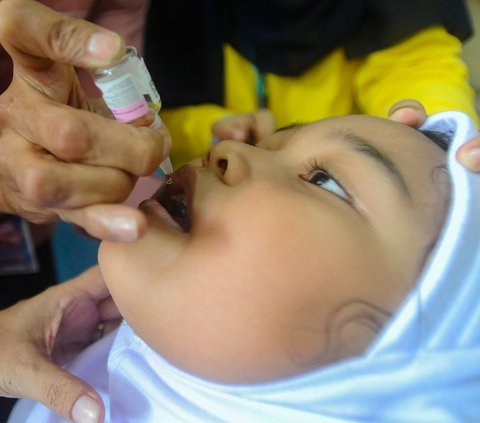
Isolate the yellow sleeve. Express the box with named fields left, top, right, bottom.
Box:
left=160, top=105, right=232, bottom=168
left=161, top=45, right=258, bottom=169
left=354, top=26, right=479, bottom=126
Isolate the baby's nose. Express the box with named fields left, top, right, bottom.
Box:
left=203, top=140, right=251, bottom=185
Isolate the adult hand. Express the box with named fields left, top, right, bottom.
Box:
left=0, top=0, right=170, bottom=242
left=388, top=99, right=480, bottom=172
left=0, top=265, right=119, bottom=423
left=212, top=109, right=276, bottom=145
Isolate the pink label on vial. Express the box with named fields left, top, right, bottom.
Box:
left=111, top=99, right=149, bottom=122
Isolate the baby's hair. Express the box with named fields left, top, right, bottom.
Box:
left=419, top=129, right=452, bottom=151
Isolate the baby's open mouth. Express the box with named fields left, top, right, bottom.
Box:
left=139, top=166, right=194, bottom=233
left=144, top=169, right=193, bottom=233
left=157, top=182, right=191, bottom=232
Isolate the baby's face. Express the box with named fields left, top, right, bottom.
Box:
left=99, top=115, right=448, bottom=383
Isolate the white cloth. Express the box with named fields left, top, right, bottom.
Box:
left=9, top=111, right=480, bottom=422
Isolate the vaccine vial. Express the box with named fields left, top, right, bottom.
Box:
left=93, top=46, right=173, bottom=181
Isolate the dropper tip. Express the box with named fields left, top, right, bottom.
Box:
left=164, top=173, right=173, bottom=184
left=159, top=157, right=173, bottom=184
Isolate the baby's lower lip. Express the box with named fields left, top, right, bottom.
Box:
left=139, top=199, right=184, bottom=232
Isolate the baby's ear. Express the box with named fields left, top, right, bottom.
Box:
left=333, top=319, right=380, bottom=362
left=388, top=99, right=427, bottom=128
left=325, top=301, right=391, bottom=363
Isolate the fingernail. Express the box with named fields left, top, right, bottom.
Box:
left=108, top=217, right=138, bottom=242
left=72, top=395, right=100, bottom=423
left=467, top=147, right=480, bottom=170
left=231, top=129, right=245, bottom=141
left=388, top=108, right=422, bottom=127
left=388, top=109, right=404, bottom=121
left=87, top=31, right=122, bottom=62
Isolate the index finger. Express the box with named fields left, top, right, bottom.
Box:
left=0, top=0, right=125, bottom=69
left=9, top=97, right=169, bottom=176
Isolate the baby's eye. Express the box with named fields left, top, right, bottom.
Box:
left=309, top=171, right=348, bottom=199
left=302, top=167, right=349, bottom=201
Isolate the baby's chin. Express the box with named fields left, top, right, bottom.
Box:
left=97, top=239, right=114, bottom=266
left=97, top=240, right=131, bottom=290
left=97, top=241, right=143, bottom=321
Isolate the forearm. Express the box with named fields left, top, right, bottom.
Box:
left=0, top=180, right=12, bottom=215
left=354, top=26, right=479, bottom=125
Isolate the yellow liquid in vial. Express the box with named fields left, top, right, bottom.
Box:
left=129, top=112, right=156, bottom=128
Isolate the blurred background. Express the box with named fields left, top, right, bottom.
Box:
left=464, top=0, right=480, bottom=113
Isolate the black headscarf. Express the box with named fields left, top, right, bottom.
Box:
left=144, top=0, right=472, bottom=107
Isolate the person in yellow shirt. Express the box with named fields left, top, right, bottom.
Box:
left=0, top=1, right=479, bottom=420
left=145, top=1, right=479, bottom=168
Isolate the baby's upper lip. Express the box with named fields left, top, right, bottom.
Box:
left=151, top=165, right=195, bottom=232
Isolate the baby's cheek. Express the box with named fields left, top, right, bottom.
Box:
left=97, top=241, right=121, bottom=288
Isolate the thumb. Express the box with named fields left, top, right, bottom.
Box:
left=0, top=0, right=125, bottom=69
left=456, top=135, right=480, bottom=172
left=387, top=99, right=426, bottom=128
left=58, top=204, right=148, bottom=242
left=26, top=359, right=104, bottom=423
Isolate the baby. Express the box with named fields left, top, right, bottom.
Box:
left=10, top=111, right=480, bottom=422
left=101, top=113, right=449, bottom=382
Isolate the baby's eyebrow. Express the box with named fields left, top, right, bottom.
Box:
left=275, top=124, right=411, bottom=199
left=275, top=123, right=304, bottom=132
left=335, top=130, right=412, bottom=200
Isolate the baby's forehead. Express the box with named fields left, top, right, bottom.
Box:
left=272, top=115, right=443, bottom=154
left=308, top=114, right=426, bottom=139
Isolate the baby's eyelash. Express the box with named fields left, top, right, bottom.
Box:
left=301, top=159, right=340, bottom=182
left=300, top=159, right=353, bottom=203
left=302, top=159, right=326, bottom=175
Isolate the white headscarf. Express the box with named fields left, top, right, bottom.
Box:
left=108, top=111, right=480, bottom=422
left=9, top=111, right=480, bottom=423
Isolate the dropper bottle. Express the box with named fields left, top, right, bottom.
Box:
left=92, top=46, right=173, bottom=182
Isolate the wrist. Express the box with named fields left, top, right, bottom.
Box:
left=0, top=188, right=13, bottom=215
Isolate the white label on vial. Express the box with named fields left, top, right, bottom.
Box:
left=135, top=57, right=161, bottom=106
left=96, top=74, right=149, bottom=122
